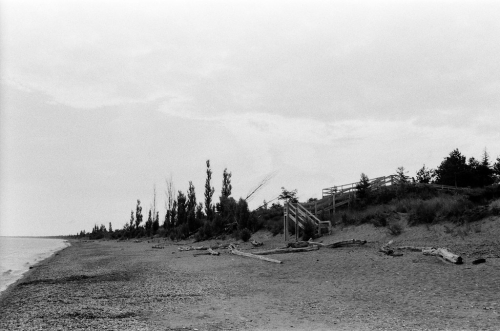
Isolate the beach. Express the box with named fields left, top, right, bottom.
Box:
left=1, top=217, right=500, bottom=331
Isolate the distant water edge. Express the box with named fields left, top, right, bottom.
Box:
left=0, top=237, right=70, bottom=294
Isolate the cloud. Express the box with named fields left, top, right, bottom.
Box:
left=2, top=0, right=498, bottom=130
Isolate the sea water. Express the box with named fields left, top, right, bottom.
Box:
left=0, top=237, right=70, bottom=293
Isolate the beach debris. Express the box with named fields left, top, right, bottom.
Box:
left=152, top=244, right=165, bottom=249
left=250, top=239, right=263, bottom=247
left=324, top=239, right=367, bottom=248
left=382, top=242, right=463, bottom=263
left=178, top=246, right=209, bottom=251
left=193, top=248, right=220, bottom=257
left=472, top=258, right=486, bottom=265
left=422, top=248, right=463, bottom=264
left=228, top=244, right=282, bottom=264
left=379, top=240, right=403, bottom=256
left=252, top=246, right=319, bottom=256
left=287, top=241, right=310, bottom=248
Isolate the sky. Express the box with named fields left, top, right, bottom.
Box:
left=1, top=0, right=499, bottom=236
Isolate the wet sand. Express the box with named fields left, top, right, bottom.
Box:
left=1, top=217, right=500, bottom=330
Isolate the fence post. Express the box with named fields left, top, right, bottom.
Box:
left=284, top=202, right=288, bottom=241
left=295, top=204, right=299, bottom=241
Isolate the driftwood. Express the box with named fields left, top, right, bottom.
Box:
left=394, top=246, right=434, bottom=252
left=422, top=248, right=463, bottom=264
left=379, top=240, right=403, bottom=256
left=287, top=241, right=310, bottom=248
left=178, top=246, right=209, bottom=251
left=152, top=245, right=165, bottom=249
left=210, top=243, right=230, bottom=249
left=228, top=244, right=282, bottom=264
left=193, top=248, right=220, bottom=257
left=250, top=240, right=263, bottom=247
left=325, top=239, right=367, bottom=248
left=252, top=246, right=319, bottom=256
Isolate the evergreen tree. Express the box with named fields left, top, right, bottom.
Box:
left=356, top=173, right=371, bottom=199
left=395, top=167, right=408, bottom=184
left=205, top=160, right=215, bottom=221
left=477, top=149, right=495, bottom=186
left=153, top=211, right=160, bottom=234
left=493, top=156, right=500, bottom=182
left=108, top=222, right=113, bottom=233
left=434, top=149, right=469, bottom=187
left=236, top=198, right=250, bottom=230
left=145, top=210, right=153, bottom=235
left=177, top=191, right=187, bottom=225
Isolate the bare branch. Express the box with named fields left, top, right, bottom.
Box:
left=245, top=170, right=278, bottom=202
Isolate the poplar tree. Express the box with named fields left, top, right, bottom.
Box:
left=205, top=160, right=215, bottom=221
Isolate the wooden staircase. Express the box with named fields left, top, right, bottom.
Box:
left=283, top=202, right=332, bottom=242
left=283, top=175, right=398, bottom=241
left=282, top=174, right=468, bottom=241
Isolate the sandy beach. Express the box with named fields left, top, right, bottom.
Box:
left=1, top=217, right=500, bottom=331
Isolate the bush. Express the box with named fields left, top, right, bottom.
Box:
left=239, top=228, right=252, bottom=242
left=387, top=223, right=403, bottom=235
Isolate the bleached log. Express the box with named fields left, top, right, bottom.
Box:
left=307, top=239, right=326, bottom=247
left=228, top=245, right=282, bottom=264
left=193, top=248, right=220, bottom=257
left=423, top=248, right=463, bottom=264
left=394, top=246, right=434, bottom=252
left=252, top=246, right=319, bottom=256
left=178, top=246, right=209, bottom=251
left=208, top=248, right=220, bottom=255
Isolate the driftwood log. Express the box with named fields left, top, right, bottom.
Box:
left=178, top=246, right=210, bottom=251
left=287, top=241, right=310, bottom=248
left=193, top=248, right=220, bottom=257
left=325, top=239, right=367, bottom=248
left=228, top=244, right=282, bottom=264
left=394, top=246, right=434, bottom=252
left=422, top=248, right=463, bottom=264
left=252, top=246, right=319, bottom=256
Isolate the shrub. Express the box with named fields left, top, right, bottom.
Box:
left=387, top=223, right=403, bottom=236
left=239, top=228, right=252, bottom=242
left=409, top=201, right=438, bottom=225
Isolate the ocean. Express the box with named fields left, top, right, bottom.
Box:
left=0, top=237, right=70, bottom=294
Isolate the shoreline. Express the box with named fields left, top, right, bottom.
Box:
left=0, top=239, right=72, bottom=304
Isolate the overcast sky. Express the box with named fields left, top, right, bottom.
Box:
left=1, top=0, right=499, bottom=236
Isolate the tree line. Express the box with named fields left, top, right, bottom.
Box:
left=78, top=148, right=500, bottom=240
